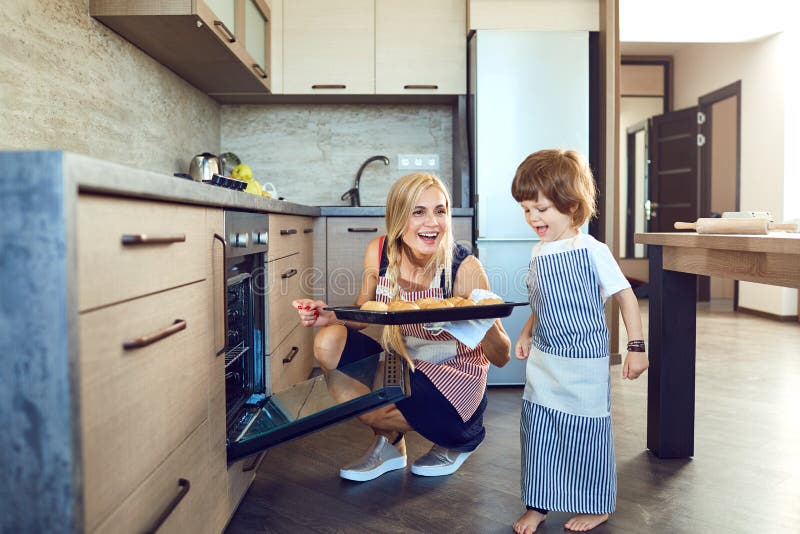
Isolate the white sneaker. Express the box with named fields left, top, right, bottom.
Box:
left=410, top=444, right=476, bottom=477
left=339, top=435, right=407, bottom=482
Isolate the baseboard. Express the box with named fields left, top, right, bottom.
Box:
left=737, top=306, right=799, bottom=322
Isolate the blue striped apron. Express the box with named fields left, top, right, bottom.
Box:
left=520, top=247, right=616, bottom=514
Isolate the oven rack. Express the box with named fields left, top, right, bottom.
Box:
left=225, top=341, right=250, bottom=369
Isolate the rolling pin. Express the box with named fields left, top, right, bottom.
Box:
left=674, top=218, right=798, bottom=234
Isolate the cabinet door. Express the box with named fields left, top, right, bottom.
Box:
left=283, top=0, right=374, bottom=94
left=326, top=217, right=385, bottom=307
left=375, top=0, right=466, bottom=94
left=241, top=0, right=271, bottom=87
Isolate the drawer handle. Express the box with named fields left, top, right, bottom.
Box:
left=213, top=20, right=236, bottom=42
left=311, top=84, right=346, bottom=89
left=303, top=228, right=314, bottom=234
left=145, top=478, right=191, bottom=534
left=121, top=234, right=186, bottom=245
left=347, top=227, right=378, bottom=233
left=403, top=84, right=438, bottom=90
left=280, top=229, right=298, bottom=236
left=282, top=346, right=300, bottom=364
left=242, top=451, right=266, bottom=472
left=123, top=319, right=186, bottom=350
left=281, top=268, right=298, bottom=279
left=252, top=63, right=268, bottom=79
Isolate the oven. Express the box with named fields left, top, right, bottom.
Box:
left=219, top=210, right=411, bottom=464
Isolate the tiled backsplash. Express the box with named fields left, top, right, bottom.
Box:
left=221, top=104, right=453, bottom=206
left=0, top=0, right=220, bottom=175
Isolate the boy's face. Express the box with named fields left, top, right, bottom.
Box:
left=520, top=194, right=577, bottom=242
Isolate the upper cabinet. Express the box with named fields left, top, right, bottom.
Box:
left=375, top=0, right=466, bottom=95
left=280, top=0, right=466, bottom=96
left=90, top=0, right=272, bottom=98
left=282, top=0, right=375, bottom=94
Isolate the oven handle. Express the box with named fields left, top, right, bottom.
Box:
left=213, top=233, right=228, bottom=356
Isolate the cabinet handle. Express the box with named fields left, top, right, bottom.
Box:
left=282, top=346, right=300, bottom=364
left=281, top=268, right=298, bottom=279
left=123, top=319, right=186, bottom=351
left=403, top=84, right=438, bottom=90
left=251, top=63, right=268, bottom=79
left=213, top=20, right=236, bottom=42
left=280, top=229, right=297, bottom=236
left=303, top=228, right=314, bottom=234
left=213, top=233, right=228, bottom=356
left=311, top=84, right=346, bottom=89
left=242, top=452, right=265, bottom=472
left=121, top=234, right=186, bottom=245
left=144, top=478, right=191, bottom=534
left=347, top=227, right=378, bottom=233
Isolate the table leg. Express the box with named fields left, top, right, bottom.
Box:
left=647, top=245, right=697, bottom=458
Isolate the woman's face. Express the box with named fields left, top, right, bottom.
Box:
left=400, top=187, right=449, bottom=257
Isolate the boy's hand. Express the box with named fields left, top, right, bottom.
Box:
left=514, top=334, right=532, bottom=360
left=623, top=351, right=649, bottom=379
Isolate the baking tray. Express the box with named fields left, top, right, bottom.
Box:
left=324, top=301, right=529, bottom=325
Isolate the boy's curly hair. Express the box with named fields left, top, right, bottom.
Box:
left=511, top=149, right=597, bottom=227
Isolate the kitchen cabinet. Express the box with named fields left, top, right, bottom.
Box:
left=323, top=216, right=473, bottom=306
left=267, top=214, right=315, bottom=391
left=75, top=194, right=225, bottom=533
left=90, top=0, right=272, bottom=98
left=282, top=0, right=374, bottom=94
left=280, top=0, right=466, bottom=95
left=375, top=0, right=466, bottom=95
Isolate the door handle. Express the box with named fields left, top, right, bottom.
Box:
left=123, top=319, right=186, bottom=350
left=144, top=478, right=190, bottom=534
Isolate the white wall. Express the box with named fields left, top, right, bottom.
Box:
left=672, top=34, right=796, bottom=316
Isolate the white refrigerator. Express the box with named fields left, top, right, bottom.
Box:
left=468, top=30, right=591, bottom=385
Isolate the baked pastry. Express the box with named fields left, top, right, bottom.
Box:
left=360, top=300, right=389, bottom=311
left=456, top=298, right=477, bottom=307
left=444, top=296, right=465, bottom=306
left=415, top=297, right=442, bottom=309
left=477, top=297, right=505, bottom=306
left=387, top=300, right=420, bottom=311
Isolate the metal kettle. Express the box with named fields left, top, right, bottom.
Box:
left=189, top=152, right=222, bottom=182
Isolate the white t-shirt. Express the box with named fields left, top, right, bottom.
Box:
left=531, top=233, right=630, bottom=300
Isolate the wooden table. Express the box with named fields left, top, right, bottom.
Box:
left=633, top=232, right=800, bottom=458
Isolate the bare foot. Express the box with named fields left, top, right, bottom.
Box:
left=513, top=509, right=546, bottom=534
left=564, top=513, right=609, bottom=531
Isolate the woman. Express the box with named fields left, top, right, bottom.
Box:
left=293, top=173, right=510, bottom=482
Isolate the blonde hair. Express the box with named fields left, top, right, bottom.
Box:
left=511, top=149, right=597, bottom=227
left=381, top=173, right=454, bottom=369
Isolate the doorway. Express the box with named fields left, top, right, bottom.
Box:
left=698, top=81, right=741, bottom=307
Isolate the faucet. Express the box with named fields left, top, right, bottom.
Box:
left=341, top=155, right=390, bottom=207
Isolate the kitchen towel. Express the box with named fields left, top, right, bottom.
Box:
left=423, top=289, right=499, bottom=349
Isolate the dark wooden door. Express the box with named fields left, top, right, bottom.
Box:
left=647, top=106, right=699, bottom=232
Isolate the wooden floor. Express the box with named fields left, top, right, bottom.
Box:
left=226, top=301, right=800, bottom=533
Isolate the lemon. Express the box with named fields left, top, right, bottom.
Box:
left=245, top=179, right=263, bottom=195
left=231, top=164, right=253, bottom=182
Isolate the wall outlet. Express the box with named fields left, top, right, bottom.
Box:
left=397, top=153, right=439, bottom=170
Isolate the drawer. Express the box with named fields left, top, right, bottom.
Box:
left=94, top=420, right=212, bottom=534
left=80, top=281, right=212, bottom=530
left=268, top=253, right=305, bottom=350
left=78, top=194, right=209, bottom=311
left=326, top=217, right=386, bottom=306
left=226, top=453, right=263, bottom=520
left=268, top=214, right=311, bottom=261
left=270, top=322, right=314, bottom=393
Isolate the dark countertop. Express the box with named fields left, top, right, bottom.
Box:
left=319, top=206, right=474, bottom=217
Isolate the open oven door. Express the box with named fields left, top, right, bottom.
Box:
left=226, top=351, right=410, bottom=462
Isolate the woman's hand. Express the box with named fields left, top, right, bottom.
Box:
left=292, top=299, right=335, bottom=328
left=515, top=332, right=532, bottom=360
left=623, top=351, right=649, bottom=379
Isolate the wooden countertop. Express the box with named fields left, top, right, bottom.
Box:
left=634, top=232, right=800, bottom=288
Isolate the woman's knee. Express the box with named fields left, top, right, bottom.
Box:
left=313, top=325, right=348, bottom=370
